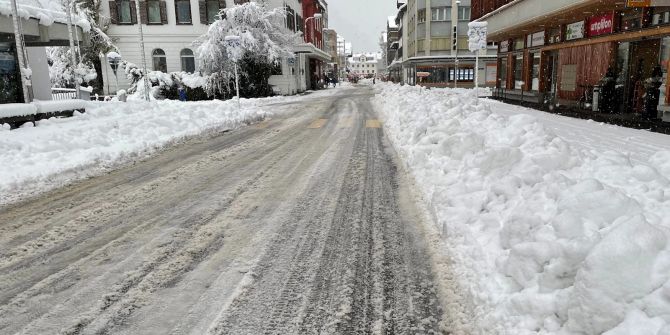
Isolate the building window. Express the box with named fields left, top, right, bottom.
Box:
left=296, top=14, right=303, bottom=32
left=147, top=0, right=161, bottom=23
left=499, top=57, right=507, bottom=89
left=418, top=9, right=426, bottom=23
left=458, top=7, right=471, bottom=21
left=514, top=54, right=523, bottom=89
left=175, top=0, right=192, bottom=24
left=449, top=68, right=474, bottom=81
left=548, top=27, right=561, bottom=44
left=206, top=0, right=220, bottom=24
left=152, top=49, right=167, bottom=72
left=652, top=8, right=670, bottom=26
left=620, top=8, right=643, bottom=31
left=531, top=52, right=540, bottom=91
left=117, top=0, right=132, bottom=24
left=431, top=7, right=450, bottom=21
left=286, top=6, right=295, bottom=31
left=180, top=49, right=195, bottom=73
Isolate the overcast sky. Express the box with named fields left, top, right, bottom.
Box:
left=328, top=0, right=397, bottom=54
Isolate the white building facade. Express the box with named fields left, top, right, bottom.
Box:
left=100, top=0, right=325, bottom=95
left=348, top=53, right=382, bottom=78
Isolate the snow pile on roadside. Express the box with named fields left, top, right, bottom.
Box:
left=373, top=83, right=670, bottom=334
left=0, top=98, right=269, bottom=205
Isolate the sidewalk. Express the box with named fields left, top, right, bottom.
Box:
left=488, top=97, right=670, bottom=135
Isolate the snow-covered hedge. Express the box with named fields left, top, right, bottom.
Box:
left=122, top=61, right=210, bottom=101
left=0, top=98, right=269, bottom=205
left=374, top=83, right=670, bottom=334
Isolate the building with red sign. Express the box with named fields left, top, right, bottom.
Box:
left=471, top=0, right=670, bottom=120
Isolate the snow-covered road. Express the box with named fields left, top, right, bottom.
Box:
left=0, top=87, right=443, bottom=334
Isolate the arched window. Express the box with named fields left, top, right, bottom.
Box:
left=152, top=48, right=167, bottom=72
left=180, top=49, right=195, bottom=73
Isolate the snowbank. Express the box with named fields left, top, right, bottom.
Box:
left=373, top=83, right=670, bottom=334
left=33, top=99, right=87, bottom=113
left=0, top=98, right=270, bottom=205
left=0, top=100, right=86, bottom=119
left=0, top=103, right=37, bottom=118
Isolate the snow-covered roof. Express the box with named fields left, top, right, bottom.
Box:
left=0, top=0, right=90, bottom=30
left=387, top=15, right=398, bottom=29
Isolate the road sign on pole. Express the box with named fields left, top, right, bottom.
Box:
left=468, top=21, right=488, bottom=91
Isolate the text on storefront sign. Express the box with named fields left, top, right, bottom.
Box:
left=588, top=12, right=615, bottom=36
left=566, top=21, right=585, bottom=40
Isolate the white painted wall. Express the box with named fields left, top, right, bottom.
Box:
left=26, top=47, right=52, bottom=101
left=101, top=0, right=306, bottom=95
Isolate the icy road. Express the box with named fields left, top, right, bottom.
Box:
left=0, top=87, right=443, bottom=334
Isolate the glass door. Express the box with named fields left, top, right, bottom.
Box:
left=0, top=43, right=21, bottom=104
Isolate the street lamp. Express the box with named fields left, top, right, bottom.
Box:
left=225, top=35, right=242, bottom=110
left=454, top=0, right=461, bottom=88
left=304, top=13, right=323, bottom=46
left=107, top=52, right=122, bottom=94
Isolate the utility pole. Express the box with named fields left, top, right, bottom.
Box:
left=10, top=0, right=30, bottom=103
left=66, top=0, right=80, bottom=98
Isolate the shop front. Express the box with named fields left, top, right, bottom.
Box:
left=404, top=56, right=496, bottom=88
left=491, top=4, right=670, bottom=120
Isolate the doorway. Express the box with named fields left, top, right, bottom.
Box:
left=617, top=39, right=661, bottom=113
left=542, top=50, right=559, bottom=105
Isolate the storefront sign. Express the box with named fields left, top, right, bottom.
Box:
left=526, top=31, right=545, bottom=48
left=627, top=0, right=650, bottom=6
left=566, top=21, right=585, bottom=40
left=627, top=0, right=670, bottom=7
left=500, top=40, right=510, bottom=53
left=588, top=13, right=615, bottom=36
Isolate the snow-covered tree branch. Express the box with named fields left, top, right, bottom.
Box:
left=196, top=2, right=302, bottom=97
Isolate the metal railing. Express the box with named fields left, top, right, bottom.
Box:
left=51, top=88, right=77, bottom=101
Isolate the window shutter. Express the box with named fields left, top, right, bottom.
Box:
left=109, top=1, right=118, bottom=24
left=159, top=1, right=167, bottom=24
left=139, top=1, right=148, bottom=24
left=199, top=1, right=207, bottom=24
left=130, top=1, right=137, bottom=24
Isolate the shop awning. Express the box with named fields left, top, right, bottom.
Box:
left=293, top=43, right=332, bottom=62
